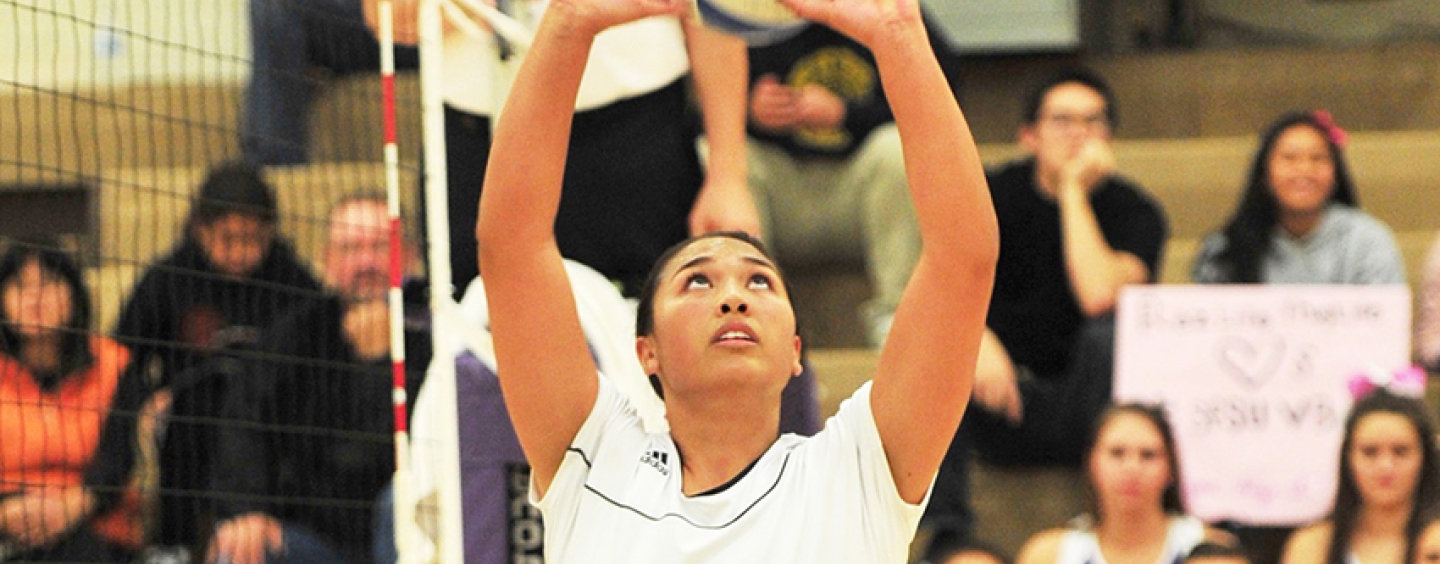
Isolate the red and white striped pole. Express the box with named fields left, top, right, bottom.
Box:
left=377, top=0, right=415, bottom=561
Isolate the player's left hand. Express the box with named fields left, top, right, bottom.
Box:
left=779, top=0, right=922, bottom=48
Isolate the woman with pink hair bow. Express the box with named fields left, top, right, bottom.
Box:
left=1191, top=111, right=1405, bottom=285
left=1281, top=375, right=1440, bottom=564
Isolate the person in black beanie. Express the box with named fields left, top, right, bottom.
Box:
left=114, top=160, right=321, bottom=552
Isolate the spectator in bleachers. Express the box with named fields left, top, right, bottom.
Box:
left=113, top=161, right=321, bottom=553
left=1014, top=404, right=1234, bottom=564
left=243, top=0, right=419, bottom=165
left=208, top=195, right=429, bottom=564
left=0, top=243, right=147, bottom=562
left=925, top=67, right=1168, bottom=551
left=375, top=0, right=759, bottom=298
left=1191, top=111, right=1405, bottom=285
left=1279, top=388, right=1440, bottom=564
left=115, top=160, right=321, bottom=389
left=1413, top=236, right=1440, bottom=370
left=726, top=14, right=959, bottom=347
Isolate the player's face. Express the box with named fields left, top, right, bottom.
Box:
left=324, top=201, right=391, bottom=302
left=638, top=237, right=801, bottom=398
left=1267, top=124, right=1336, bottom=218
left=1349, top=411, right=1423, bottom=511
left=2, top=260, right=73, bottom=340
left=196, top=213, right=273, bottom=277
left=1414, top=520, right=1440, bottom=564
left=1024, top=82, right=1111, bottom=176
left=1089, top=412, right=1172, bottom=514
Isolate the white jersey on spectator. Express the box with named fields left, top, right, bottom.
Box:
left=1056, top=515, right=1205, bottom=564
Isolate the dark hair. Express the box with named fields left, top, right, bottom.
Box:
left=0, top=242, right=94, bottom=382
left=188, top=161, right=278, bottom=232
left=1082, top=403, right=1185, bottom=521
left=1416, top=504, right=1440, bottom=557
left=1210, top=111, right=1358, bottom=283
left=1022, top=67, right=1117, bottom=129
left=1325, top=389, right=1440, bottom=564
left=1184, top=541, right=1250, bottom=563
left=925, top=536, right=1011, bottom=564
left=634, top=231, right=788, bottom=337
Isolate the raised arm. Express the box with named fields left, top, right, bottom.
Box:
left=475, top=0, right=686, bottom=497
left=781, top=0, right=997, bottom=503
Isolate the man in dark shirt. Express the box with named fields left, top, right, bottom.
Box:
left=209, top=195, right=428, bottom=564
left=924, top=68, right=1168, bottom=557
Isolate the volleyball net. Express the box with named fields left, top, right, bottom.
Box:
left=0, top=0, right=461, bottom=562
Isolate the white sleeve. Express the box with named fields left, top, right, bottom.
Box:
left=532, top=374, right=634, bottom=509
left=811, top=382, right=931, bottom=550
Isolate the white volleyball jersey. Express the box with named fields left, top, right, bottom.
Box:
left=534, top=377, right=926, bottom=563
left=1056, top=515, right=1206, bottom=564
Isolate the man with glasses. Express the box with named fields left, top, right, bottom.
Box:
left=921, top=68, right=1168, bottom=558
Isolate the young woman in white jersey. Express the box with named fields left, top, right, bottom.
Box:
left=1281, top=389, right=1440, bottom=564
left=473, top=0, right=997, bottom=560
left=1016, top=404, right=1234, bottom=564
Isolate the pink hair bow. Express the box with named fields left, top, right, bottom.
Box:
left=1347, top=365, right=1427, bottom=400
left=1313, top=109, right=1349, bottom=149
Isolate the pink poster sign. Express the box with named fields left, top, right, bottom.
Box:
left=1114, top=285, right=1411, bottom=525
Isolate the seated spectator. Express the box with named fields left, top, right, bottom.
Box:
left=1414, top=235, right=1440, bottom=370
left=726, top=15, right=959, bottom=346
left=1185, top=542, right=1253, bottom=564
left=116, top=160, right=321, bottom=387
left=113, top=161, right=321, bottom=553
left=0, top=242, right=147, bottom=562
left=1192, top=111, right=1405, bottom=285
left=1280, top=387, right=1440, bottom=564
left=1194, top=109, right=1407, bottom=564
left=1015, top=404, right=1233, bottom=564
left=926, top=67, right=1168, bottom=547
left=208, top=195, right=429, bottom=564
left=244, top=0, right=419, bottom=165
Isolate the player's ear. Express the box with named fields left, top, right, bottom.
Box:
left=637, top=335, right=659, bottom=376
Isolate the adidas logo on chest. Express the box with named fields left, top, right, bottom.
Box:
left=640, top=449, right=670, bottom=476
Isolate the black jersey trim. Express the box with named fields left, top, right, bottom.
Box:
left=568, top=447, right=593, bottom=468
left=579, top=448, right=794, bottom=530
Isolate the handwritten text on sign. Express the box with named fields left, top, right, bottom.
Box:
left=1113, top=285, right=1411, bottom=525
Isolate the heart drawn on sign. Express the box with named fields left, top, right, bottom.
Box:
left=1217, top=335, right=1286, bottom=390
